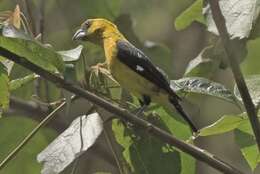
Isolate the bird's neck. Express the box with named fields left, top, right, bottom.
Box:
left=102, top=28, right=124, bottom=40
left=102, top=30, right=125, bottom=67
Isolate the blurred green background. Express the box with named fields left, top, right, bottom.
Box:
left=1, top=0, right=260, bottom=174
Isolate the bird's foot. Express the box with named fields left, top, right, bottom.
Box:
left=90, top=62, right=107, bottom=71
left=90, top=62, right=119, bottom=84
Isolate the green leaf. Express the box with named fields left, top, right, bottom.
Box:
left=204, top=0, right=260, bottom=39
left=0, top=62, right=9, bottom=111
left=155, top=108, right=195, bottom=174
left=198, top=113, right=246, bottom=136
left=175, top=0, right=205, bottom=30
left=0, top=116, right=56, bottom=174
left=234, top=75, right=260, bottom=107
left=79, top=0, right=122, bottom=20
left=184, top=46, right=220, bottom=78
left=112, top=119, right=182, bottom=174
left=57, top=45, right=83, bottom=62
left=9, top=73, right=39, bottom=91
left=234, top=121, right=260, bottom=170
left=171, top=77, right=239, bottom=105
left=112, top=107, right=195, bottom=174
left=0, top=36, right=64, bottom=73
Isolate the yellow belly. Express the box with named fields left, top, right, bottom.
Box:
left=109, top=59, right=168, bottom=102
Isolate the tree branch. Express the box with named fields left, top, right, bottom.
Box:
left=0, top=47, right=244, bottom=174
left=208, top=0, right=260, bottom=150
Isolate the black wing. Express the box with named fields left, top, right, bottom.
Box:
left=116, top=40, right=178, bottom=99
left=117, top=40, right=197, bottom=131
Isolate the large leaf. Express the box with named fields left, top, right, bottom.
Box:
left=175, top=0, right=205, bottom=30
left=171, top=77, right=239, bottom=105
left=38, top=113, right=103, bottom=174
left=0, top=62, right=9, bottom=111
left=79, top=0, right=122, bottom=20
left=184, top=46, right=220, bottom=78
left=112, top=119, right=181, bottom=174
left=203, top=0, right=260, bottom=39
left=198, top=113, right=246, bottom=136
left=0, top=116, right=56, bottom=174
left=0, top=36, right=64, bottom=73
left=234, top=75, right=260, bottom=107
left=155, top=108, right=195, bottom=174
left=234, top=120, right=260, bottom=170
left=185, top=39, right=246, bottom=75
left=112, top=107, right=195, bottom=174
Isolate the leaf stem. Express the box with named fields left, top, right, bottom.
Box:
left=103, top=126, right=125, bottom=174
left=208, top=0, right=260, bottom=151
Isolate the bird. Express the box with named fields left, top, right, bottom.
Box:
left=72, top=18, right=198, bottom=132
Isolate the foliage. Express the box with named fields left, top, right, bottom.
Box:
left=1, top=0, right=260, bottom=174
left=175, top=0, right=205, bottom=30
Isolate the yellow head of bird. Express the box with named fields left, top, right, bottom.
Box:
left=72, top=18, right=120, bottom=44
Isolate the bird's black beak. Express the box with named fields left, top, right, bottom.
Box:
left=72, top=28, right=87, bottom=41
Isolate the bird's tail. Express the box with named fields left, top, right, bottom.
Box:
left=169, top=96, right=198, bottom=132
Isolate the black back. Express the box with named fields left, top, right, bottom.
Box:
left=116, top=40, right=179, bottom=99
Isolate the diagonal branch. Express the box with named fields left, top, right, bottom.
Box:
left=0, top=47, right=244, bottom=174
left=7, top=96, right=68, bottom=131
left=208, top=0, right=260, bottom=151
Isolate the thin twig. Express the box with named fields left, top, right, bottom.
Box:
left=22, top=0, right=36, bottom=35
left=70, top=105, right=95, bottom=174
left=38, top=0, right=51, bottom=105
left=39, top=0, right=45, bottom=42
left=208, top=0, right=260, bottom=151
left=23, top=0, right=42, bottom=98
left=103, top=123, right=124, bottom=174
left=6, top=96, right=68, bottom=132
left=0, top=47, right=244, bottom=174
left=96, top=75, right=125, bottom=174
left=0, top=95, right=77, bottom=170
left=70, top=116, right=83, bottom=174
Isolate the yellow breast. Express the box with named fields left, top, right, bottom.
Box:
left=103, top=38, right=118, bottom=67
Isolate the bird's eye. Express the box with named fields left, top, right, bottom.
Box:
left=84, top=21, right=91, bottom=28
